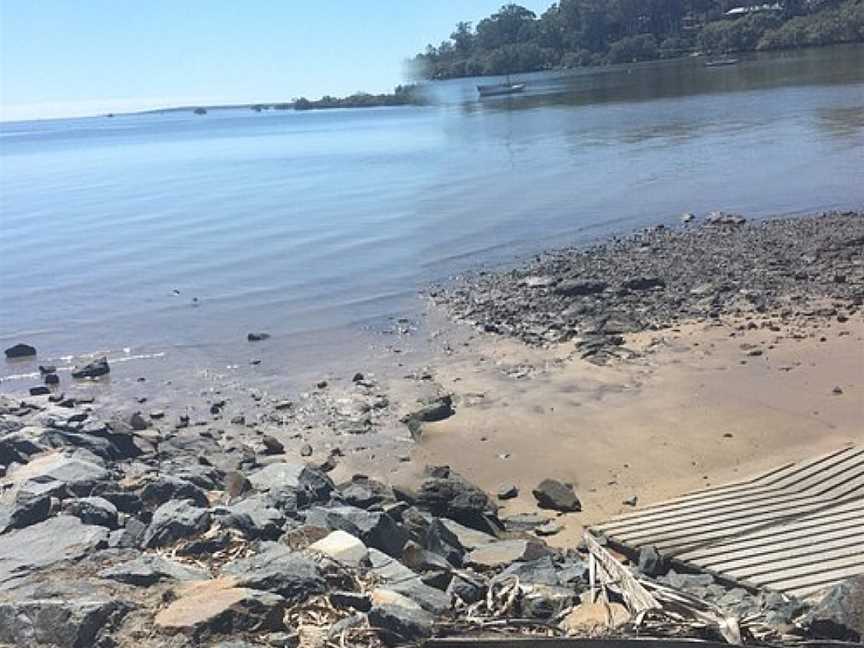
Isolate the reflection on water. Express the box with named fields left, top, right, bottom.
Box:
left=1, top=45, right=863, bottom=374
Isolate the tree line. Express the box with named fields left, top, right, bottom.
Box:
left=412, top=0, right=864, bottom=78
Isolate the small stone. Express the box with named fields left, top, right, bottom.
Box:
left=832, top=386, right=844, bottom=395
left=316, top=380, right=328, bottom=389
left=39, top=365, right=57, bottom=374
left=129, top=411, right=149, bottom=430
left=497, top=484, right=518, bottom=500
left=299, top=444, right=313, bottom=457
left=533, top=479, right=581, bottom=513
left=4, top=343, right=36, bottom=358
left=261, top=435, right=284, bottom=455
left=44, top=373, right=60, bottom=385
left=247, top=332, right=270, bottom=342
left=29, top=386, right=50, bottom=396
left=368, top=604, right=434, bottom=646
left=622, top=495, right=638, bottom=506
left=535, top=520, right=563, bottom=537
left=150, top=410, right=165, bottom=419
left=308, top=530, right=369, bottom=567
left=352, top=372, right=364, bottom=382
left=71, top=357, right=110, bottom=379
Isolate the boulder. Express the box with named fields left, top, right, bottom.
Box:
left=64, top=496, right=119, bottom=529
left=308, top=529, right=369, bottom=566
left=322, top=506, right=408, bottom=557
left=247, top=462, right=333, bottom=503
left=415, top=469, right=498, bottom=531
left=368, top=604, right=434, bottom=646
left=140, top=475, right=209, bottom=508
left=70, top=357, right=110, bottom=379
left=9, top=452, right=108, bottom=496
left=155, top=578, right=285, bottom=637
left=142, top=499, right=211, bottom=548
left=222, top=543, right=325, bottom=603
left=447, top=572, right=487, bottom=605
left=499, top=556, right=560, bottom=586
left=637, top=545, right=666, bottom=576
left=0, top=491, right=50, bottom=533
left=804, top=575, right=864, bottom=641
left=226, top=495, right=285, bottom=540
left=4, top=343, right=36, bottom=359
left=560, top=594, right=630, bottom=633
left=466, top=539, right=550, bottom=570
left=0, top=595, right=130, bottom=648
left=0, top=516, right=108, bottom=587
left=100, top=553, right=208, bottom=586
left=532, top=479, right=581, bottom=512
left=425, top=518, right=465, bottom=566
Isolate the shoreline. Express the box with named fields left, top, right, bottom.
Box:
left=1, top=209, right=862, bottom=644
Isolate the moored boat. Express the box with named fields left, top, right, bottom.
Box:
left=704, top=57, right=739, bottom=67
left=477, top=82, right=526, bottom=97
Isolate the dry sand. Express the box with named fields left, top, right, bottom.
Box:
left=383, top=314, right=863, bottom=547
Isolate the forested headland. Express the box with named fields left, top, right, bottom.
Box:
left=412, top=0, right=864, bottom=79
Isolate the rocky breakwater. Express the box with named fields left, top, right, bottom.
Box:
left=0, top=391, right=860, bottom=646
left=434, top=211, right=864, bottom=363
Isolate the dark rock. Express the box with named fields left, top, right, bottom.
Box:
left=401, top=541, right=453, bottom=573
left=142, top=499, right=211, bottom=548
left=71, top=357, right=110, bottom=379
left=38, top=364, right=57, bottom=374
left=425, top=518, right=466, bottom=566
left=227, top=495, right=285, bottom=540
left=447, top=572, right=487, bottom=605
left=299, top=443, right=313, bottom=457
left=19, top=453, right=109, bottom=496
left=5, top=343, right=37, bottom=358
left=44, top=373, right=60, bottom=386
left=497, top=484, right=519, bottom=500
left=407, top=395, right=454, bottom=423
left=140, top=475, right=209, bottom=509
left=368, top=604, right=434, bottom=646
left=322, top=506, right=409, bottom=557
left=339, top=475, right=392, bottom=508
left=248, top=462, right=334, bottom=503
left=29, top=386, right=51, bottom=396
left=222, top=543, right=325, bottom=603
left=260, top=435, right=284, bottom=455
left=416, top=470, right=498, bottom=532
left=804, top=575, right=864, bottom=641
left=329, top=591, right=372, bottom=612
left=521, top=584, right=576, bottom=619
left=247, top=332, right=271, bottom=342
left=500, top=555, right=559, bottom=586
left=638, top=545, right=666, bottom=576
left=64, top=496, right=119, bottom=529
left=554, top=279, right=607, bottom=297
left=0, top=595, right=131, bottom=648
left=532, top=479, right=581, bottom=512
left=0, top=491, right=51, bottom=533
left=622, top=276, right=666, bottom=291
left=129, top=411, right=149, bottom=430
left=107, top=517, right=147, bottom=548
left=100, top=553, right=208, bottom=586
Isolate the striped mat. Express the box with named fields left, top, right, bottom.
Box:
left=591, top=444, right=864, bottom=597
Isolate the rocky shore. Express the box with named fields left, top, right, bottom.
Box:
left=435, top=210, right=864, bottom=363
left=1, top=210, right=862, bottom=647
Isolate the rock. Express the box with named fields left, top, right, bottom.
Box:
left=329, top=591, right=372, bottom=612
left=70, top=357, right=110, bottom=379
left=5, top=343, right=37, bottom=358
left=247, top=332, right=271, bottom=342
left=500, top=556, right=560, bottom=586
left=406, top=395, right=454, bottom=423
left=29, top=386, right=51, bottom=396
left=0, top=516, right=109, bottom=587
left=532, top=479, right=581, bottom=512
left=100, top=553, right=208, bottom=586
left=309, top=530, right=369, bottom=566
left=705, top=211, right=746, bottom=226
left=10, top=452, right=109, bottom=496
left=804, top=575, right=864, bottom=641
left=140, top=475, right=209, bottom=508
left=401, top=541, right=453, bottom=573
left=832, top=386, right=844, bottom=395
left=261, top=435, right=284, bottom=455
left=0, top=594, right=130, bottom=648
left=299, top=443, right=313, bottom=457
left=321, top=506, right=409, bottom=557
left=0, top=491, right=50, bottom=533
left=622, top=276, right=665, bottom=291
left=437, top=518, right=496, bottom=551
left=339, top=475, right=392, bottom=508
left=638, top=545, right=666, bottom=576
left=560, top=594, right=630, bottom=633
left=497, top=484, right=518, bottom=500
left=222, top=543, right=325, bottom=603
left=228, top=495, right=285, bottom=540
left=522, top=584, right=575, bottom=619
left=248, top=462, right=334, bottom=503
left=416, top=470, right=497, bottom=531
left=129, top=411, right=149, bottom=430
left=368, top=604, right=434, bottom=646
left=554, top=279, right=607, bottom=297
left=681, top=212, right=696, bottom=223
left=535, top=519, right=563, bottom=537
left=155, top=578, right=285, bottom=637
left=224, top=471, right=252, bottom=499
left=447, top=572, right=487, bottom=605
left=425, top=518, right=466, bottom=566
left=466, top=539, right=549, bottom=570
left=44, top=373, right=60, bottom=386
left=64, top=496, right=119, bottom=529
left=142, top=499, right=211, bottom=548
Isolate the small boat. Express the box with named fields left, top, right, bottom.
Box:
left=477, top=82, right=526, bottom=97
left=704, top=57, right=739, bottom=68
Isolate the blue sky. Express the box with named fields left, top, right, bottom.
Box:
left=0, top=1, right=551, bottom=121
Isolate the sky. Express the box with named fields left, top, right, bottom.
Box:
left=0, top=1, right=552, bottom=121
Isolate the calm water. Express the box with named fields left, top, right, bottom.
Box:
left=1, top=46, right=863, bottom=384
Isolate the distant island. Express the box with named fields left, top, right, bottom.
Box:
left=412, top=0, right=864, bottom=79
left=137, top=85, right=425, bottom=118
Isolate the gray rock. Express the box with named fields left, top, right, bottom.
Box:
left=622, top=276, right=665, bottom=291
left=521, top=584, right=576, bottom=619
left=227, top=495, right=285, bottom=540
left=329, top=591, right=372, bottom=612
left=466, top=539, right=550, bottom=570
left=222, top=543, right=325, bottom=604
left=64, top=496, right=119, bottom=529
left=140, top=474, right=209, bottom=508
left=497, top=484, right=518, bottom=500
left=322, top=506, right=408, bottom=557
left=100, top=553, right=208, bottom=586
left=106, top=517, right=146, bottom=548
left=637, top=545, right=666, bottom=576
left=805, top=574, right=864, bottom=641
left=0, top=595, right=130, bottom=648
left=554, top=279, right=607, bottom=297
left=416, top=469, right=497, bottom=531
left=0, top=491, right=50, bottom=534
left=532, top=479, right=581, bottom=512
left=0, top=516, right=109, bottom=587
left=142, top=499, right=211, bottom=548
left=500, top=555, right=559, bottom=586
left=16, top=452, right=108, bottom=496
left=447, top=572, right=487, bottom=605
left=248, top=462, right=334, bottom=503
left=368, top=604, right=434, bottom=646
left=70, top=357, right=110, bottom=379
